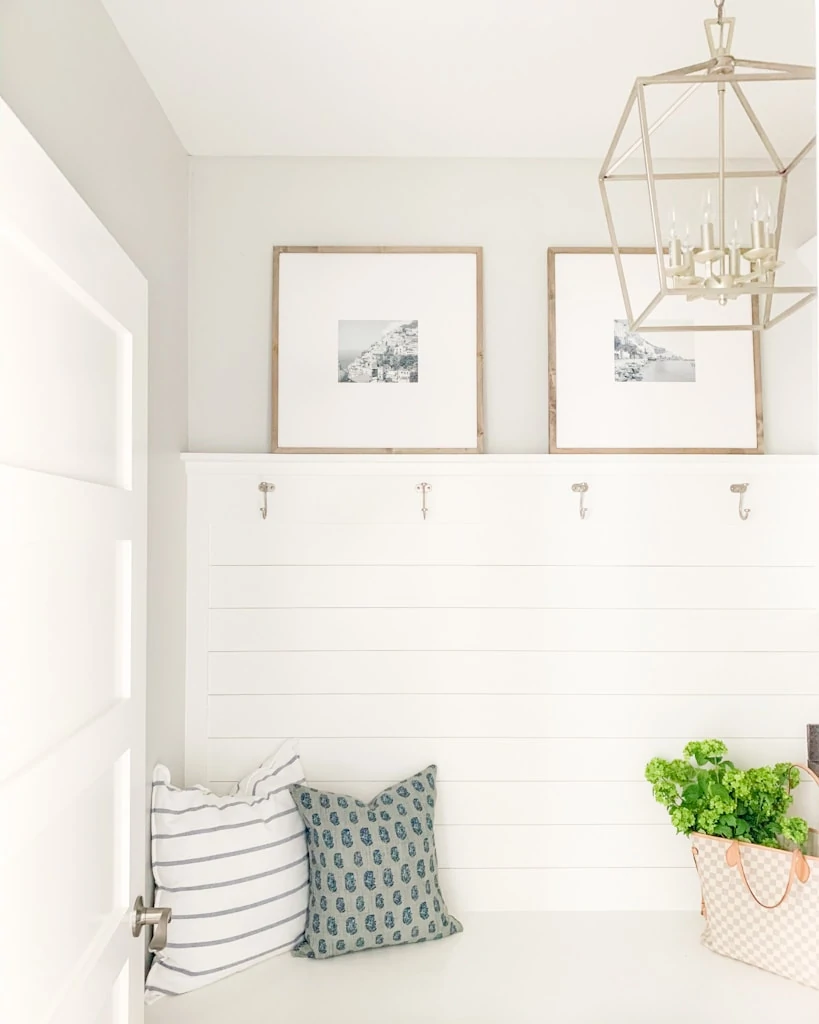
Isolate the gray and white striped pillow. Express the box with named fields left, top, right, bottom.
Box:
left=145, top=740, right=308, bottom=1002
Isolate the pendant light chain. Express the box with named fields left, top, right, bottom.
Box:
left=714, top=0, right=725, bottom=27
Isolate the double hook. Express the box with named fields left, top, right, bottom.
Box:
left=416, top=482, right=432, bottom=521
left=730, top=482, right=751, bottom=520
left=258, top=481, right=275, bottom=519
left=571, top=482, right=589, bottom=520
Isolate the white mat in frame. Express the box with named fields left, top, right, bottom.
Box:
left=273, top=247, right=484, bottom=453
left=548, top=248, right=762, bottom=454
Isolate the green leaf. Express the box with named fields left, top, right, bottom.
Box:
left=721, top=814, right=737, bottom=827
left=694, top=751, right=707, bottom=766
left=734, top=819, right=749, bottom=836
left=681, top=783, right=701, bottom=806
left=711, top=784, right=731, bottom=802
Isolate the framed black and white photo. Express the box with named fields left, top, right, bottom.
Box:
left=548, top=248, right=763, bottom=454
left=272, top=247, right=484, bottom=452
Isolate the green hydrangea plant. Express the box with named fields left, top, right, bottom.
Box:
left=646, top=739, right=808, bottom=850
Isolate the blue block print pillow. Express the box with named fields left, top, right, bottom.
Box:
left=289, top=765, right=462, bottom=959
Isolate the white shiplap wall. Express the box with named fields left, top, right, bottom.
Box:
left=184, top=455, right=819, bottom=912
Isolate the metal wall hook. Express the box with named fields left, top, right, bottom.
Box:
left=571, top=482, right=589, bottom=520
left=416, top=482, right=431, bottom=520
left=730, top=482, right=751, bottom=520
left=258, top=481, right=275, bottom=519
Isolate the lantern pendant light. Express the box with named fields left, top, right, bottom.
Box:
left=599, top=0, right=816, bottom=334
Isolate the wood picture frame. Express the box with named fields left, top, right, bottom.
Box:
left=272, top=246, right=484, bottom=453
left=547, top=247, right=764, bottom=455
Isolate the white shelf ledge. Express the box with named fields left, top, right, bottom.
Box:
left=182, top=452, right=819, bottom=476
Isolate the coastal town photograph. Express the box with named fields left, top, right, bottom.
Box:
left=338, top=319, right=419, bottom=383
left=614, top=318, right=696, bottom=383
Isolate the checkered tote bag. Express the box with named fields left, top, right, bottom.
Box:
left=692, top=765, right=819, bottom=989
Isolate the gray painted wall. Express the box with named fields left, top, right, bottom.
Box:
left=189, top=156, right=816, bottom=454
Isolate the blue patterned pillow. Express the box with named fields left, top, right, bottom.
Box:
left=289, top=765, right=462, bottom=958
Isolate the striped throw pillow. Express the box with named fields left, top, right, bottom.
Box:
left=145, top=740, right=308, bottom=1002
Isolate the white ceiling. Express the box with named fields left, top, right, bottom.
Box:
left=100, top=0, right=816, bottom=158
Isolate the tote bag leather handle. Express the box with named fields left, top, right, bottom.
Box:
left=725, top=841, right=810, bottom=909
left=787, top=762, right=819, bottom=797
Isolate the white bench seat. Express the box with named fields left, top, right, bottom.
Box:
left=145, top=912, right=818, bottom=1023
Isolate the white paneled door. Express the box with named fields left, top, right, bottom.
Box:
left=0, top=100, right=148, bottom=1023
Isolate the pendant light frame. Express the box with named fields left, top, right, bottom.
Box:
left=599, top=9, right=816, bottom=334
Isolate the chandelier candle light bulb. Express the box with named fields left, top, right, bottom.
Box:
left=683, top=224, right=695, bottom=275
left=750, top=189, right=768, bottom=255
left=669, top=210, right=684, bottom=268
left=766, top=202, right=777, bottom=251
left=728, top=221, right=742, bottom=277
left=700, top=191, right=718, bottom=254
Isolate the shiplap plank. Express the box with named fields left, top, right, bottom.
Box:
left=209, top=521, right=816, bottom=568
left=195, top=465, right=812, bottom=509
left=208, top=650, right=819, bottom=696
left=438, top=868, right=700, bottom=912
left=209, top=608, right=818, bottom=653
left=210, top=565, right=816, bottom=610
left=274, top=780, right=668, bottom=825
left=206, top=737, right=809, bottom=784
left=207, top=694, right=814, bottom=739
left=434, top=825, right=690, bottom=869
left=200, top=470, right=818, bottom=543
left=203, top=771, right=818, bottom=825
left=209, top=564, right=816, bottom=610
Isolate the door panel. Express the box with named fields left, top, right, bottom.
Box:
left=0, top=231, right=132, bottom=488
left=0, top=487, right=127, bottom=780
left=0, top=98, right=147, bottom=1024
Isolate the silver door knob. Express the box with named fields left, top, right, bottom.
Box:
left=132, top=895, right=172, bottom=952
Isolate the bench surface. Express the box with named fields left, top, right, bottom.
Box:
left=145, top=912, right=818, bottom=1023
